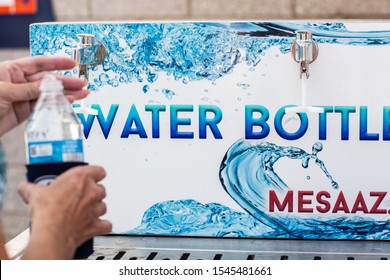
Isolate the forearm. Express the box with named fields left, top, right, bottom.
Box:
left=21, top=225, right=75, bottom=260
left=0, top=228, right=10, bottom=260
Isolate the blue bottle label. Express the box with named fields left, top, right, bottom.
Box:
left=28, top=139, right=83, bottom=164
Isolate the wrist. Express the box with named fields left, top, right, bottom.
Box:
left=23, top=222, right=76, bottom=260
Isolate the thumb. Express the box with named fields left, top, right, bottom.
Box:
left=17, top=182, right=41, bottom=204
left=0, top=81, right=40, bottom=103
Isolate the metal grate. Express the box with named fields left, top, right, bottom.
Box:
left=88, top=235, right=390, bottom=260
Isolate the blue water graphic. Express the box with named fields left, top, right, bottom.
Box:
left=219, top=140, right=390, bottom=239
left=220, top=140, right=336, bottom=234
left=30, top=22, right=390, bottom=94
left=126, top=199, right=273, bottom=237
left=127, top=140, right=390, bottom=240
left=218, top=140, right=390, bottom=239
left=127, top=199, right=390, bottom=239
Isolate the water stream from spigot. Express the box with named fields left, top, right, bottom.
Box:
left=71, top=34, right=106, bottom=116
left=72, top=76, right=98, bottom=116
left=285, top=76, right=324, bottom=114
left=286, top=31, right=323, bottom=114
left=301, top=74, right=308, bottom=108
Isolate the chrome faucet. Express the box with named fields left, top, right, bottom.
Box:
left=286, top=30, right=323, bottom=114
left=72, top=34, right=106, bottom=82
left=71, top=34, right=106, bottom=116
left=291, top=31, right=318, bottom=79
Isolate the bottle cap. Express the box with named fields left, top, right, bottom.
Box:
left=39, top=74, right=64, bottom=92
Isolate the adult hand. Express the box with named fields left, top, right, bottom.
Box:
left=0, top=56, right=89, bottom=136
left=17, top=165, right=112, bottom=260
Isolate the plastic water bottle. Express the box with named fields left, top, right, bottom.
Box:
left=24, top=74, right=92, bottom=259
left=25, top=74, right=83, bottom=164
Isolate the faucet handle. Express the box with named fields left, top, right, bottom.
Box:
left=71, top=34, right=106, bottom=116
left=77, top=34, right=94, bottom=46
left=71, top=34, right=106, bottom=80
left=286, top=31, right=323, bottom=114
left=291, top=30, right=318, bottom=79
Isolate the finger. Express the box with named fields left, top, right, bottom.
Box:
left=66, top=95, right=76, bottom=103
left=57, top=75, right=87, bottom=90
left=68, top=165, right=106, bottom=183
left=14, top=56, right=77, bottom=76
left=26, top=73, right=89, bottom=102
left=94, top=202, right=107, bottom=217
left=84, top=165, right=107, bottom=182
left=97, top=220, right=112, bottom=235
left=17, top=182, right=41, bottom=204
left=98, top=184, right=106, bottom=196
left=26, top=73, right=87, bottom=91
left=64, top=89, right=90, bottom=101
left=86, top=184, right=107, bottom=203
left=82, top=219, right=112, bottom=242
left=96, top=184, right=106, bottom=200
left=2, top=81, right=89, bottom=104
left=12, top=99, right=35, bottom=124
left=0, top=81, right=40, bottom=102
left=94, top=219, right=113, bottom=236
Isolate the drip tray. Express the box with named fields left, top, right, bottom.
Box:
left=89, top=235, right=390, bottom=260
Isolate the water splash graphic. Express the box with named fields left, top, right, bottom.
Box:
left=30, top=22, right=390, bottom=94
left=126, top=199, right=390, bottom=239
left=219, top=140, right=389, bottom=239
left=126, top=199, right=273, bottom=237
left=127, top=140, right=390, bottom=239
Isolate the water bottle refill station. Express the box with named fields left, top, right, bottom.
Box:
left=19, top=21, right=390, bottom=259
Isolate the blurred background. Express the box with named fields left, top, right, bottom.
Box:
left=1, top=0, right=390, bottom=243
